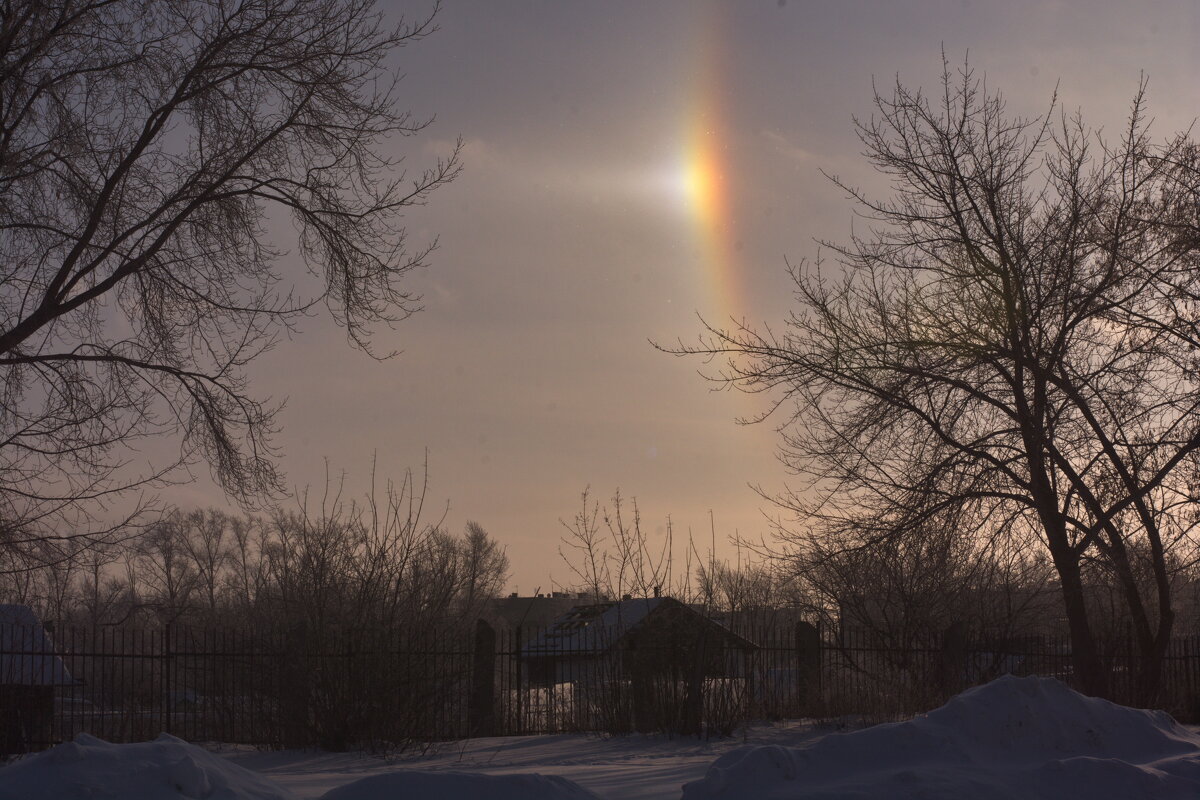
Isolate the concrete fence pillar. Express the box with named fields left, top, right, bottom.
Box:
left=469, top=619, right=496, bottom=738
left=796, top=621, right=821, bottom=714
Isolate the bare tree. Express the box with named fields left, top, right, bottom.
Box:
left=787, top=499, right=1057, bottom=649
left=694, top=559, right=786, bottom=623
left=558, top=488, right=681, bottom=601
left=0, top=1, right=460, bottom=559
left=130, top=514, right=200, bottom=624
left=223, top=511, right=273, bottom=610
left=667, top=60, right=1200, bottom=701
left=558, top=487, right=608, bottom=599
left=232, top=459, right=509, bottom=630
left=176, top=508, right=231, bottom=616
left=460, top=520, right=509, bottom=613
left=76, top=544, right=132, bottom=625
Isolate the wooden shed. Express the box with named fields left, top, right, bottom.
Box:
left=521, top=597, right=757, bottom=733
left=1, top=604, right=76, bottom=754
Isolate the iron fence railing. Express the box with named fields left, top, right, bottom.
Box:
left=5, top=620, right=1200, bottom=754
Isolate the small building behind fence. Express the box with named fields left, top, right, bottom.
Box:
left=0, top=604, right=77, bottom=754
left=520, top=596, right=758, bottom=734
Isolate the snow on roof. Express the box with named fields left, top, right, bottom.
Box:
left=521, top=597, right=668, bottom=657
left=0, top=603, right=76, bottom=686
left=520, top=597, right=756, bottom=658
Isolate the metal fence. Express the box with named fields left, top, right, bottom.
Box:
left=797, top=626, right=1200, bottom=723
left=6, top=620, right=1200, bottom=754
left=2, top=623, right=476, bottom=753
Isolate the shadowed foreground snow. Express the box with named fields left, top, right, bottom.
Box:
left=321, top=771, right=600, bottom=800
left=684, top=675, right=1200, bottom=800
left=0, top=732, right=607, bottom=800
left=224, top=727, right=797, bottom=800
left=4, top=676, right=1200, bottom=799
left=0, top=733, right=294, bottom=800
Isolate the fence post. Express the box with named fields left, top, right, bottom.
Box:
left=795, top=621, right=821, bottom=714
left=939, top=621, right=967, bottom=698
left=514, top=625, right=523, bottom=735
left=469, top=619, right=496, bottom=738
left=161, top=624, right=173, bottom=737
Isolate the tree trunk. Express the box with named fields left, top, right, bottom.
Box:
left=1135, top=607, right=1174, bottom=708
left=1055, top=556, right=1107, bottom=698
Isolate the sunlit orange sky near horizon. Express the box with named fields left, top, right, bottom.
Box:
left=160, top=0, right=1200, bottom=593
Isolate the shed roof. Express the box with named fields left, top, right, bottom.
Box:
left=521, top=597, right=756, bottom=658
left=0, top=604, right=77, bottom=686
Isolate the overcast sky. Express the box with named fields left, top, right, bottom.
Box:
left=164, top=0, right=1199, bottom=593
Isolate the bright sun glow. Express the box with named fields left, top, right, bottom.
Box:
left=679, top=2, right=743, bottom=323
left=682, top=119, right=740, bottom=320
left=685, top=148, right=720, bottom=225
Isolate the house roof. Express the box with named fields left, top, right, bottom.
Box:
left=490, top=595, right=583, bottom=629
left=520, top=597, right=757, bottom=657
left=0, top=604, right=77, bottom=686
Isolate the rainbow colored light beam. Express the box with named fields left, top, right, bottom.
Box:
left=681, top=6, right=743, bottom=324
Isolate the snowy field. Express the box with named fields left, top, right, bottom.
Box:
left=222, top=723, right=822, bottom=800
left=4, top=676, right=1200, bottom=799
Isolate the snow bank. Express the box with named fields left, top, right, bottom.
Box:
left=319, top=770, right=601, bottom=800
left=682, top=675, right=1200, bottom=800
left=0, top=733, right=298, bottom=800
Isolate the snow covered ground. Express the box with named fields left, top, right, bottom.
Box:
left=4, top=676, right=1200, bottom=799
left=0, top=733, right=296, bottom=800
left=683, top=676, right=1200, bottom=799
left=220, top=724, right=822, bottom=799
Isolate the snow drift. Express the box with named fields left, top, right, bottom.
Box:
left=0, top=733, right=298, bottom=800
left=682, top=675, right=1200, bottom=800
left=319, top=770, right=601, bottom=800
left=0, top=733, right=603, bottom=800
